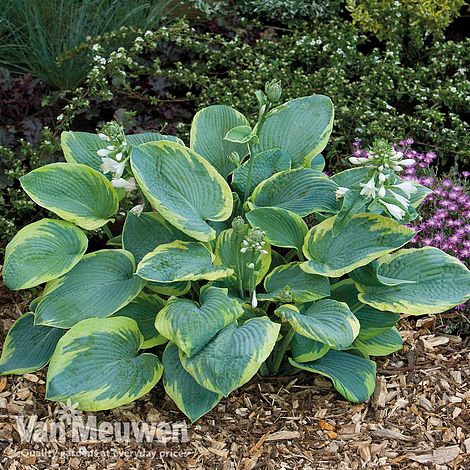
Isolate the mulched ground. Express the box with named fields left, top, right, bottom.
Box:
left=0, top=285, right=469, bottom=469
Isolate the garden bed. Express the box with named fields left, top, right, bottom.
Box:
left=1, top=283, right=469, bottom=469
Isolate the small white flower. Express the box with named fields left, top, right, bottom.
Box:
left=97, top=148, right=112, bottom=157
left=106, top=145, right=115, bottom=151
left=98, top=133, right=110, bottom=141
left=240, top=247, right=248, bottom=253
left=378, top=185, right=386, bottom=198
left=260, top=249, right=268, bottom=255
left=400, top=159, right=416, bottom=167
left=247, top=262, right=255, bottom=269
left=378, top=172, right=387, bottom=183
left=251, top=290, right=258, bottom=308
left=100, top=158, right=125, bottom=178
left=390, top=151, right=403, bottom=161
left=349, top=156, right=369, bottom=165
left=335, top=187, right=350, bottom=199
left=111, top=177, right=136, bottom=192
left=115, top=152, right=123, bottom=161
left=389, top=190, right=409, bottom=207
left=359, top=176, right=377, bottom=198
left=130, top=204, right=144, bottom=216
left=380, top=200, right=406, bottom=220
left=392, top=165, right=403, bottom=172
left=392, top=181, right=417, bottom=197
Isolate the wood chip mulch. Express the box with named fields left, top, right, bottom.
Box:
left=0, top=286, right=469, bottom=469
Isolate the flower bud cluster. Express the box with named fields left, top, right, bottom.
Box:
left=240, top=229, right=268, bottom=255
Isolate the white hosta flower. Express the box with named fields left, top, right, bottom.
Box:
left=380, top=200, right=406, bottom=220
left=97, top=148, right=112, bottom=157
left=389, top=190, right=409, bottom=207
left=378, top=172, right=387, bottom=183
left=392, top=180, right=417, bottom=197
left=392, top=165, right=403, bottom=172
left=400, top=159, right=416, bottom=167
left=349, top=156, right=370, bottom=165
left=335, top=187, right=350, bottom=199
left=359, top=176, right=377, bottom=198
left=390, top=151, right=403, bottom=161
left=115, top=152, right=123, bottom=161
left=98, top=133, right=110, bottom=141
left=130, top=204, right=144, bottom=216
left=111, top=177, right=136, bottom=192
left=378, top=185, right=386, bottom=198
left=251, top=290, right=258, bottom=308
left=100, top=157, right=125, bottom=178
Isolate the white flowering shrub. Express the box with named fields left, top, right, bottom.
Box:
left=1, top=83, right=469, bottom=421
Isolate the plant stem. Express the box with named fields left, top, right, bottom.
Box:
left=238, top=278, right=244, bottom=300
left=296, top=249, right=305, bottom=261
left=121, top=197, right=129, bottom=212
left=285, top=249, right=298, bottom=262
left=243, top=142, right=255, bottom=203
left=103, top=224, right=113, bottom=240
left=271, top=327, right=295, bottom=374
left=351, top=302, right=365, bottom=313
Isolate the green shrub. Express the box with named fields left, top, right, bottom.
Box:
left=0, top=0, right=176, bottom=88
left=346, top=0, right=466, bottom=43
left=2, top=85, right=469, bottom=420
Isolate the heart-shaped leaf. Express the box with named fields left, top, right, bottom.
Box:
left=112, top=293, right=167, bottom=349
left=249, top=168, right=338, bottom=216
left=351, top=327, right=403, bottom=357
left=302, top=213, right=415, bottom=277
left=3, top=218, right=87, bottom=290
left=232, top=148, right=291, bottom=197
left=122, top=211, right=190, bottom=264
left=259, top=262, right=330, bottom=303
left=137, top=241, right=233, bottom=283
left=190, top=105, right=250, bottom=178
left=61, top=130, right=182, bottom=171
left=163, top=343, right=222, bottom=422
left=290, top=350, right=376, bottom=403
left=353, top=247, right=470, bottom=315
left=46, top=317, right=163, bottom=411
left=35, top=249, right=145, bottom=328
left=155, top=286, right=243, bottom=357
left=0, top=313, right=64, bottom=375
left=246, top=207, right=307, bottom=252
left=180, top=317, right=280, bottom=396
left=253, top=95, right=334, bottom=168
left=20, top=163, right=119, bottom=230
left=331, top=279, right=400, bottom=339
left=131, top=141, right=233, bottom=242
left=290, top=334, right=329, bottom=363
left=276, top=300, right=360, bottom=350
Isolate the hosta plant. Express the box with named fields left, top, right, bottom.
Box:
left=1, top=82, right=470, bottom=422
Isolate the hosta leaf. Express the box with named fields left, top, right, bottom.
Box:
left=0, top=313, right=64, bottom=375
left=301, top=213, right=415, bottom=277
left=61, top=130, right=182, bottom=171
left=259, top=262, right=330, bottom=303
left=224, top=125, right=253, bottom=143
left=351, top=327, right=403, bottom=356
left=354, top=247, right=470, bottom=315
left=331, top=167, right=370, bottom=188
left=122, top=212, right=190, bottom=264
left=290, top=334, right=330, bottom=363
left=112, top=293, right=167, bottom=349
left=249, top=168, right=338, bottom=216
left=276, top=300, right=360, bottom=350
left=163, top=343, right=222, bottom=422
left=146, top=280, right=191, bottom=296
left=20, top=163, right=119, bottom=230
left=156, top=286, right=243, bottom=357
left=215, top=224, right=271, bottom=289
left=46, top=317, right=163, bottom=411
left=232, top=149, right=291, bottom=197
left=137, top=241, right=233, bottom=283
left=131, top=141, right=233, bottom=242
left=35, top=249, right=145, bottom=328
left=331, top=279, right=400, bottom=339
left=3, top=219, right=88, bottom=290
left=254, top=95, right=334, bottom=168
left=332, top=190, right=367, bottom=236
left=290, top=350, right=376, bottom=403
left=246, top=207, right=307, bottom=252
left=190, top=105, right=250, bottom=178
left=180, top=317, right=280, bottom=396
left=311, top=153, right=325, bottom=171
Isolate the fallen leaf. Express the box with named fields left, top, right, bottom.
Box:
left=320, top=419, right=335, bottom=431
left=408, top=446, right=460, bottom=465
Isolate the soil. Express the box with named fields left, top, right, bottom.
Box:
left=0, top=284, right=469, bottom=469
